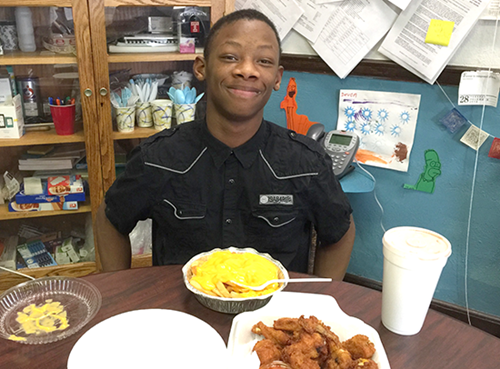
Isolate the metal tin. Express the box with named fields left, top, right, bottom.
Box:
left=16, top=76, right=42, bottom=118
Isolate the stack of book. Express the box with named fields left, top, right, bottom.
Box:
left=18, top=144, right=86, bottom=172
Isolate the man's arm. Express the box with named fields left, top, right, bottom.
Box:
left=313, top=215, right=355, bottom=280
left=95, top=201, right=132, bottom=272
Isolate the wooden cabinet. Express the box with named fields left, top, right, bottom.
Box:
left=0, top=0, right=233, bottom=290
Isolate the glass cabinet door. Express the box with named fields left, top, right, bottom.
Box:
left=0, top=1, right=101, bottom=289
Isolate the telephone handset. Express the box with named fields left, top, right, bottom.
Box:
left=306, top=123, right=359, bottom=179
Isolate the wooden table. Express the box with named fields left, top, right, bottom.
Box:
left=1, top=265, right=500, bottom=368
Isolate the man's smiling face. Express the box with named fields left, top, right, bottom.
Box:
left=196, top=19, right=283, bottom=124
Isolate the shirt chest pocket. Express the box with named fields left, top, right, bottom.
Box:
left=155, top=199, right=207, bottom=236
left=252, top=209, right=298, bottom=228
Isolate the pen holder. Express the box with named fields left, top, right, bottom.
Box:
left=115, top=106, right=136, bottom=133
left=151, top=99, right=173, bottom=131
left=135, top=102, right=153, bottom=128
left=50, top=104, right=75, bottom=135
left=174, top=103, right=196, bottom=125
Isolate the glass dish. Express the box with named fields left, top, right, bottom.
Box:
left=0, top=276, right=101, bottom=344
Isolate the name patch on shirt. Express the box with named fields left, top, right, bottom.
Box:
left=259, top=194, right=293, bottom=205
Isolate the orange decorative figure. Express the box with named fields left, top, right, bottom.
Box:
left=280, top=77, right=317, bottom=135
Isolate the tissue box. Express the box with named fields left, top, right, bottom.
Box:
left=0, top=94, right=24, bottom=139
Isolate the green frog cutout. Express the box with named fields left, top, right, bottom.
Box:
left=404, top=149, right=441, bottom=194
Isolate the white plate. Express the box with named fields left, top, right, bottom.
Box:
left=227, top=292, right=390, bottom=369
left=67, top=309, right=227, bottom=369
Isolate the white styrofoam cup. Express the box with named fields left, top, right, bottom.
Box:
left=381, top=226, right=451, bottom=335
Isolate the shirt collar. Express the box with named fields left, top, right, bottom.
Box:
left=202, top=120, right=269, bottom=169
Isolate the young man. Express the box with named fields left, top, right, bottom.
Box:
left=95, top=9, right=355, bottom=279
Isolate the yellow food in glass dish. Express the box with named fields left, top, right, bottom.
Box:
left=8, top=299, right=69, bottom=341
left=189, top=250, right=281, bottom=298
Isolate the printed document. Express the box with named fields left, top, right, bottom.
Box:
left=310, top=0, right=398, bottom=79
left=293, top=0, right=335, bottom=43
left=378, top=0, right=490, bottom=84
left=236, top=0, right=304, bottom=40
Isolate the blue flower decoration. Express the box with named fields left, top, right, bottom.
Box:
left=360, top=122, right=371, bottom=135
left=361, top=108, right=372, bottom=120
left=378, top=109, right=389, bottom=122
left=344, top=119, right=356, bottom=132
left=400, top=111, right=410, bottom=124
left=391, top=125, right=402, bottom=136
left=344, top=106, right=356, bottom=119
left=374, top=122, right=385, bottom=135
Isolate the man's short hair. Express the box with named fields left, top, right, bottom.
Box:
left=203, top=8, right=282, bottom=62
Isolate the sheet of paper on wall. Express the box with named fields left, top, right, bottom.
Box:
left=386, top=0, right=412, bottom=11
left=337, top=89, right=421, bottom=172
left=310, top=0, right=398, bottom=79
left=479, top=0, right=500, bottom=20
left=460, top=124, right=490, bottom=150
left=378, top=0, right=490, bottom=85
left=236, top=0, right=304, bottom=40
left=314, top=0, right=346, bottom=4
left=293, top=0, right=334, bottom=43
left=458, top=71, right=500, bottom=107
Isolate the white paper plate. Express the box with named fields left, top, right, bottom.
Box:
left=67, top=309, right=227, bottom=369
left=227, top=292, right=390, bottom=369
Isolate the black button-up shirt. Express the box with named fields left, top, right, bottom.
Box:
left=105, top=119, right=352, bottom=272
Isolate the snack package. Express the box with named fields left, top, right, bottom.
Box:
left=8, top=200, right=79, bottom=212
left=16, top=181, right=85, bottom=204
left=47, top=175, right=84, bottom=196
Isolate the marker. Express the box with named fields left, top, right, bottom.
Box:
left=48, top=97, right=54, bottom=105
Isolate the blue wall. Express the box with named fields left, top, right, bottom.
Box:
left=264, top=71, right=500, bottom=317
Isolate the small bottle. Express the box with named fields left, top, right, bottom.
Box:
left=15, top=7, right=36, bottom=52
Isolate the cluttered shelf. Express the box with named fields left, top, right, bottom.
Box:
left=0, top=261, right=96, bottom=293
left=0, top=51, right=77, bottom=66
left=0, top=127, right=85, bottom=148
left=108, top=52, right=200, bottom=64
left=0, top=200, right=91, bottom=221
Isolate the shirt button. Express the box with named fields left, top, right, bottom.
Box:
left=228, top=178, right=235, bottom=184
left=273, top=217, right=279, bottom=222
left=226, top=218, right=232, bottom=224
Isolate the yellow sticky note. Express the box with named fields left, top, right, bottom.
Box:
left=425, top=19, right=454, bottom=46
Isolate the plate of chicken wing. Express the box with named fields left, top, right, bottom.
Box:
left=227, top=292, right=390, bottom=369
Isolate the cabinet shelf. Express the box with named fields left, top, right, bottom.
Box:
left=108, top=52, right=200, bottom=64
left=0, top=261, right=97, bottom=293
left=0, top=201, right=91, bottom=221
left=0, top=127, right=85, bottom=147
left=112, top=126, right=158, bottom=140
left=0, top=51, right=77, bottom=66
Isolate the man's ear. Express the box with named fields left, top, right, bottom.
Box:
left=193, top=56, right=207, bottom=81
left=273, top=65, right=284, bottom=91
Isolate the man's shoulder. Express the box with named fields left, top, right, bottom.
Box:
left=265, top=120, right=325, bottom=156
left=140, top=120, right=202, bottom=151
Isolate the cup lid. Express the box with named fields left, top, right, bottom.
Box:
left=383, top=226, right=451, bottom=261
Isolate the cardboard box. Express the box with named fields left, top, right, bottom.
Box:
left=8, top=200, right=79, bottom=212
left=16, top=181, right=85, bottom=204
left=0, top=77, right=12, bottom=105
left=0, top=94, right=24, bottom=139
left=47, top=175, right=84, bottom=196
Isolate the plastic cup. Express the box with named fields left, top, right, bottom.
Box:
left=174, top=103, right=196, bottom=125
left=115, top=106, right=135, bottom=133
left=381, top=226, right=452, bottom=335
left=151, top=99, right=173, bottom=131
left=50, top=104, right=76, bottom=135
left=135, top=102, right=153, bottom=128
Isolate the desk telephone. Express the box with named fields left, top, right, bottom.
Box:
left=306, top=123, right=359, bottom=179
